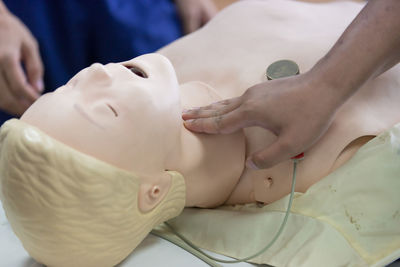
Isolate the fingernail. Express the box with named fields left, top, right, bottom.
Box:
left=183, top=107, right=200, bottom=114
left=36, top=79, right=44, bottom=92
left=184, top=119, right=194, bottom=124
left=246, top=158, right=259, bottom=170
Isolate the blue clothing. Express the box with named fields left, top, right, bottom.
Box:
left=1, top=0, right=182, bottom=124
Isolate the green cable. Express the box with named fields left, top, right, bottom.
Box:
left=151, top=230, right=223, bottom=267
left=162, top=159, right=300, bottom=265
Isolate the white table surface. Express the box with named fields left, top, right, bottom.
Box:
left=2, top=201, right=400, bottom=267
left=0, top=201, right=259, bottom=267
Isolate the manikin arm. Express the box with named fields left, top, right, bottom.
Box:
left=182, top=0, right=400, bottom=169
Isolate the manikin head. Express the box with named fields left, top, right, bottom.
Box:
left=22, top=53, right=183, bottom=184
left=0, top=54, right=187, bottom=267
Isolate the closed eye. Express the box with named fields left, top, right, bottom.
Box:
left=126, top=65, right=148, bottom=78
left=106, top=104, right=118, bottom=117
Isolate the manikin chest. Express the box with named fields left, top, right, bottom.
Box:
left=160, top=0, right=400, bottom=204
left=226, top=67, right=400, bottom=204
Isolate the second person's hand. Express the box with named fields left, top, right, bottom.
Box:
left=0, top=4, right=43, bottom=116
left=182, top=72, right=342, bottom=169
left=174, top=0, right=218, bottom=34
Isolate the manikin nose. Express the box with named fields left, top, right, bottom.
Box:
left=84, top=63, right=113, bottom=84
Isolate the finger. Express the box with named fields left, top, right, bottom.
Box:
left=2, top=56, right=39, bottom=103
left=16, top=98, right=31, bottom=115
left=183, top=107, right=254, bottom=134
left=181, top=14, right=191, bottom=34
left=0, top=73, right=26, bottom=116
left=182, top=97, right=241, bottom=120
left=247, top=137, right=296, bottom=169
left=184, top=14, right=201, bottom=34
left=21, top=38, right=44, bottom=93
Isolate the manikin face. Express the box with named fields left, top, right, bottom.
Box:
left=21, top=54, right=182, bottom=177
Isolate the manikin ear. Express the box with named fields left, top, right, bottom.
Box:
left=137, top=172, right=172, bottom=213
left=180, top=81, right=222, bottom=109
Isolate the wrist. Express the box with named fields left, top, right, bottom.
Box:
left=303, top=64, right=352, bottom=115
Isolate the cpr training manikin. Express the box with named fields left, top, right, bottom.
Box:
left=0, top=0, right=399, bottom=266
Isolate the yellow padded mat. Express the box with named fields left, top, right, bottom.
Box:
left=154, top=122, right=400, bottom=267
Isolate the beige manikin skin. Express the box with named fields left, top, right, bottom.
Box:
left=21, top=0, right=400, bottom=209
left=158, top=0, right=400, bottom=204
left=21, top=54, right=245, bottom=209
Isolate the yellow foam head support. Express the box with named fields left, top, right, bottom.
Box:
left=0, top=119, right=185, bottom=267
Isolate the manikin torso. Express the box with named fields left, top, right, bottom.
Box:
left=21, top=0, right=400, bottom=208
left=159, top=0, right=400, bottom=205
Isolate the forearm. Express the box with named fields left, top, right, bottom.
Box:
left=311, top=0, right=400, bottom=107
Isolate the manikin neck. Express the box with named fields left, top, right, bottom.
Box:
left=165, top=82, right=246, bottom=207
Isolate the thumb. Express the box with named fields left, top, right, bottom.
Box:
left=184, top=108, right=253, bottom=134
left=247, top=137, right=296, bottom=169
